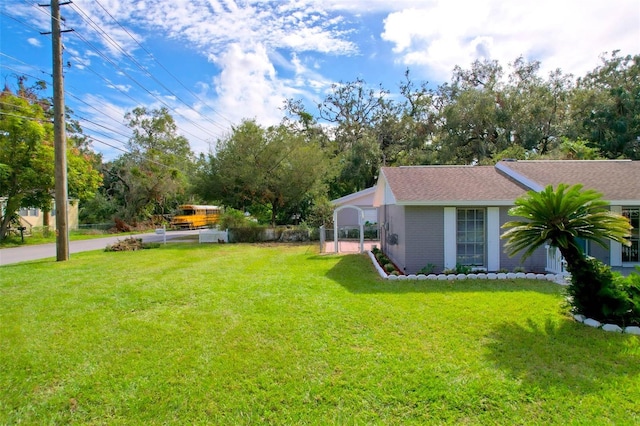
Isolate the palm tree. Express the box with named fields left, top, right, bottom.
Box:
left=501, top=184, right=632, bottom=318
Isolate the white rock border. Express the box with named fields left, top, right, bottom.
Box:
left=367, top=250, right=639, bottom=335
left=368, top=250, right=561, bottom=283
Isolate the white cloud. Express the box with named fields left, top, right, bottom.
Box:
left=381, top=0, right=640, bottom=81
left=27, top=38, right=41, bottom=47
left=210, top=43, right=290, bottom=127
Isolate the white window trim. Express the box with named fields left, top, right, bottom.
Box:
left=444, top=207, right=456, bottom=269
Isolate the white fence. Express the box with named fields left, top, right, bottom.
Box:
left=545, top=245, right=568, bottom=275
left=199, top=228, right=229, bottom=243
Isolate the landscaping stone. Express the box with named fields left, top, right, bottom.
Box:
left=525, top=273, right=536, bottom=279
left=417, top=274, right=428, bottom=280
left=397, top=275, right=408, bottom=280
left=573, top=314, right=586, bottom=323
left=497, top=273, right=507, bottom=279
left=545, top=274, right=556, bottom=281
left=437, top=274, right=448, bottom=280
left=387, top=275, right=398, bottom=281
left=536, top=274, right=546, bottom=280
left=487, top=273, right=497, bottom=280
left=583, top=318, right=601, bottom=328
left=456, top=274, right=467, bottom=280
left=447, top=274, right=456, bottom=280
left=427, top=274, right=437, bottom=280
left=407, top=274, right=417, bottom=280
left=515, top=272, right=526, bottom=279
left=467, top=273, right=478, bottom=279
left=624, top=326, right=640, bottom=335
left=477, top=273, right=487, bottom=279
left=602, top=324, right=623, bottom=333
left=506, top=273, right=516, bottom=279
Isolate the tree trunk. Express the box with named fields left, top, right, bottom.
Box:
left=42, top=205, right=51, bottom=237
left=0, top=196, right=21, bottom=242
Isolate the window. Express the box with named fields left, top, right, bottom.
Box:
left=457, top=208, right=485, bottom=266
left=622, top=208, right=639, bottom=263
left=18, top=207, right=39, bottom=217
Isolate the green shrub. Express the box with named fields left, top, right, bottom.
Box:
left=384, top=263, right=396, bottom=274
left=418, top=263, right=436, bottom=274
left=229, top=226, right=266, bottom=243
left=218, top=208, right=254, bottom=229
left=567, top=259, right=640, bottom=326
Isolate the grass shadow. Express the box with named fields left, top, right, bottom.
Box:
left=484, top=318, right=640, bottom=395
left=321, top=253, right=562, bottom=295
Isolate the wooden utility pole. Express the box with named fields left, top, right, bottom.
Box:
left=49, top=0, right=72, bottom=261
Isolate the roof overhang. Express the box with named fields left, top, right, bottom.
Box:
left=396, top=200, right=517, bottom=207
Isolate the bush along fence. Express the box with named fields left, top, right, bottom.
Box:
left=227, top=226, right=313, bottom=243
left=367, top=248, right=640, bottom=336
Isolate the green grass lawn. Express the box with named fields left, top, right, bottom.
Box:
left=1, top=243, right=638, bottom=425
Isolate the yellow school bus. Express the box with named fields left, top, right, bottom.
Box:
left=170, top=205, right=221, bottom=229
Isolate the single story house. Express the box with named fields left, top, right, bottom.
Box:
left=373, top=160, right=640, bottom=275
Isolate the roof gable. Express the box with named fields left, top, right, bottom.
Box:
left=331, top=187, right=376, bottom=207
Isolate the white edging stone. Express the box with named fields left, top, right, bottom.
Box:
left=602, top=324, right=623, bottom=333
left=573, top=314, right=586, bottom=323
left=583, top=318, right=602, bottom=328
left=624, top=326, right=640, bottom=335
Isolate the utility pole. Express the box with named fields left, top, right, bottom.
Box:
left=43, top=0, right=73, bottom=261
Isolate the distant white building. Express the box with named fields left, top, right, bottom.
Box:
left=0, top=198, right=79, bottom=232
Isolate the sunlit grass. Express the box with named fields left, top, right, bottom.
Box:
left=1, top=243, right=638, bottom=424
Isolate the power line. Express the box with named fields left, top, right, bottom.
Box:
left=13, top=0, right=222, bottom=145
left=92, top=0, right=233, bottom=128
left=0, top=110, right=52, bottom=123
left=70, top=1, right=229, bottom=133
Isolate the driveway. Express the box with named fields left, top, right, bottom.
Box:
left=0, top=230, right=200, bottom=266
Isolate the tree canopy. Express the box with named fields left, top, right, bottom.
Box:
left=0, top=84, right=101, bottom=240
left=197, top=120, right=331, bottom=225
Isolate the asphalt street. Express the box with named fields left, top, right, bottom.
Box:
left=0, top=230, right=200, bottom=266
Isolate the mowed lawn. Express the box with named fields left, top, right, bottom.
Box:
left=1, top=244, right=638, bottom=425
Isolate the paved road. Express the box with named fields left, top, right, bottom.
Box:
left=0, top=230, right=200, bottom=266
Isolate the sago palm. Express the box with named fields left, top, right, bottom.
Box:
left=501, top=184, right=632, bottom=319
left=501, top=183, right=631, bottom=269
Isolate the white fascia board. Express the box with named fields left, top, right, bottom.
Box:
left=396, top=200, right=516, bottom=207
left=608, top=200, right=640, bottom=206
left=495, top=162, right=544, bottom=191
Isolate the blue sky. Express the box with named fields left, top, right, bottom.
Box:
left=1, top=0, right=639, bottom=159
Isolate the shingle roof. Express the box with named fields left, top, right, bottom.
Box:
left=380, top=166, right=528, bottom=204
left=497, top=160, right=640, bottom=202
